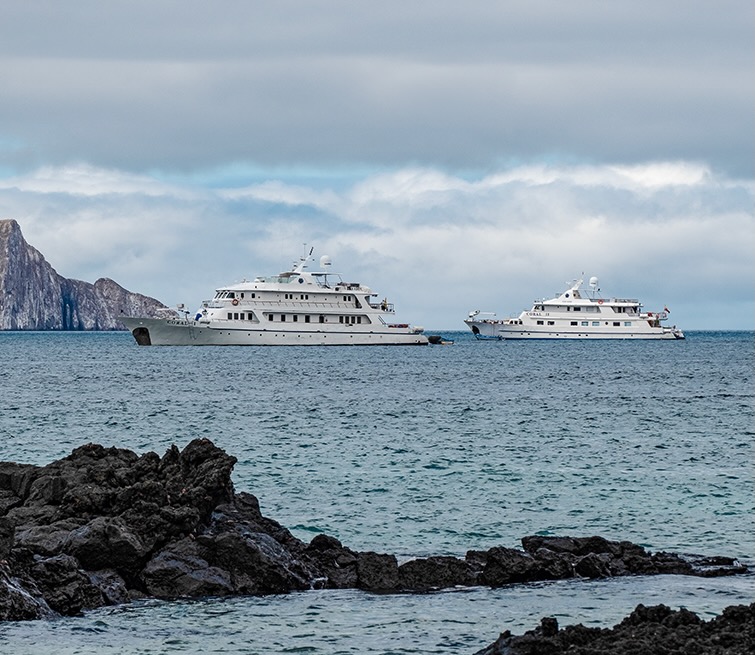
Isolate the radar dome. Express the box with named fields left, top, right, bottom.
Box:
left=589, top=276, right=599, bottom=288
left=320, top=255, right=332, bottom=268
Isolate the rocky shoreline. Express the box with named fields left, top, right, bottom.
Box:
left=1, top=439, right=749, bottom=641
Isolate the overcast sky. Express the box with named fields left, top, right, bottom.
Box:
left=1, top=0, right=752, bottom=329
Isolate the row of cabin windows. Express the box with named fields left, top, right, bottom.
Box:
left=218, top=291, right=364, bottom=304
left=534, top=305, right=598, bottom=313
left=535, top=305, right=638, bottom=314
left=218, top=292, right=256, bottom=299
left=268, top=314, right=313, bottom=323
left=220, top=292, right=357, bottom=303
left=228, top=312, right=257, bottom=321
left=536, top=320, right=633, bottom=327
left=261, top=314, right=370, bottom=324
left=536, top=305, right=637, bottom=314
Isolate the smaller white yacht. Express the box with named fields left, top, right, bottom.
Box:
left=465, top=277, right=685, bottom=340
left=122, top=249, right=427, bottom=346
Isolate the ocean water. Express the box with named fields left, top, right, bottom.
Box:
left=0, top=330, right=752, bottom=654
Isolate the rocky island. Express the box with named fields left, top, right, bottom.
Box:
left=0, top=218, right=166, bottom=330
left=0, top=438, right=748, bottom=629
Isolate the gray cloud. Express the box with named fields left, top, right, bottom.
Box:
left=0, top=0, right=751, bottom=175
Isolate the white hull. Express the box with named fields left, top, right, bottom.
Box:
left=122, top=248, right=428, bottom=346
left=465, top=319, right=683, bottom=340
left=465, top=275, right=685, bottom=341
left=122, top=317, right=428, bottom=346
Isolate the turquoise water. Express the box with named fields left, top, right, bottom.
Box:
left=0, top=331, right=753, bottom=653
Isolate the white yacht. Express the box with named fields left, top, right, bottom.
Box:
left=121, top=250, right=427, bottom=346
left=465, top=277, right=685, bottom=340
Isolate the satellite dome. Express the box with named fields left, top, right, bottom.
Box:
left=320, top=255, right=332, bottom=268
left=589, top=276, right=599, bottom=288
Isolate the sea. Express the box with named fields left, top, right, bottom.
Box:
left=0, top=330, right=752, bottom=654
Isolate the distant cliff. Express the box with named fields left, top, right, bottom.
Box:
left=0, top=219, right=168, bottom=330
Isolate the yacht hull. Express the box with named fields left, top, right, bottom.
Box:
left=465, top=320, right=684, bottom=340
left=466, top=275, right=685, bottom=341
left=122, top=317, right=428, bottom=346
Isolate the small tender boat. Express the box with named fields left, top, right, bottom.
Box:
left=465, top=276, right=685, bottom=340
left=122, top=249, right=427, bottom=346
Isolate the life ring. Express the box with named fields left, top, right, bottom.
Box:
left=598, top=300, right=603, bottom=304
left=232, top=298, right=239, bottom=306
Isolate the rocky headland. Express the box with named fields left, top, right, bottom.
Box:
left=0, top=219, right=167, bottom=330
left=0, top=438, right=748, bottom=625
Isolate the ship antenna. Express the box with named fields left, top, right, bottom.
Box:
left=294, top=244, right=314, bottom=273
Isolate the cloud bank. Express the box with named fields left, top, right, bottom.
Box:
left=2, top=161, right=752, bottom=330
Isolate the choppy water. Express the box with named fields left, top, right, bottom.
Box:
left=0, top=331, right=753, bottom=653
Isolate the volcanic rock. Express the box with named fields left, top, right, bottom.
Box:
left=0, top=439, right=748, bottom=621
left=475, top=602, right=755, bottom=655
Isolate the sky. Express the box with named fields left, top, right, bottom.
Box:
left=0, top=0, right=752, bottom=330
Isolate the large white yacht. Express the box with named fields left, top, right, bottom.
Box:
left=121, top=250, right=427, bottom=346
left=465, top=277, right=685, bottom=340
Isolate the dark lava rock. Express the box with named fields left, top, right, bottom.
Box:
left=398, top=555, right=479, bottom=591
left=0, top=439, right=749, bottom=622
left=356, top=551, right=400, bottom=591
left=476, top=546, right=542, bottom=586
left=29, top=553, right=105, bottom=616
left=141, top=536, right=235, bottom=598
left=475, top=602, right=755, bottom=655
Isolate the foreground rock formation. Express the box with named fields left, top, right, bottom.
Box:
left=0, top=439, right=747, bottom=621
left=476, top=603, right=755, bottom=655
left=0, top=219, right=167, bottom=330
